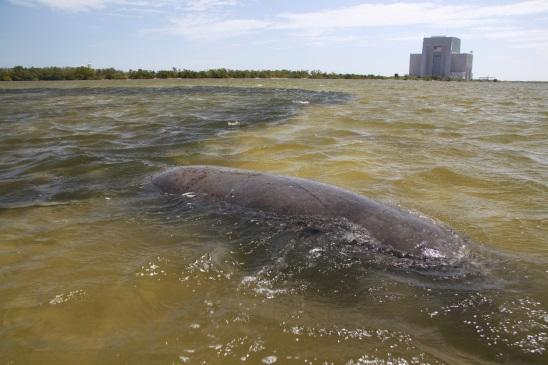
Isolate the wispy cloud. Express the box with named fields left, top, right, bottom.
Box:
left=8, top=0, right=548, bottom=48
left=8, top=0, right=242, bottom=12
left=161, top=0, right=548, bottom=46
left=461, top=25, right=548, bottom=48
left=9, top=0, right=107, bottom=11
left=166, top=14, right=272, bottom=39
left=182, top=0, right=240, bottom=12
left=278, top=0, right=548, bottom=29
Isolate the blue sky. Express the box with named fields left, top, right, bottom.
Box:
left=1, top=0, right=548, bottom=80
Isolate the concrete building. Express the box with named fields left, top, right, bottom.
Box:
left=409, top=36, right=473, bottom=80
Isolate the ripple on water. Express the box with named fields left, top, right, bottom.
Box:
left=425, top=292, right=548, bottom=358
left=1, top=80, right=547, bottom=365
left=0, top=85, right=351, bottom=209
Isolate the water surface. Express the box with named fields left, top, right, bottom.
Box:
left=1, top=79, right=547, bottom=364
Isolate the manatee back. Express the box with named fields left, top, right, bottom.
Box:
left=152, top=165, right=372, bottom=217
left=153, top=166, right=467, bottom=260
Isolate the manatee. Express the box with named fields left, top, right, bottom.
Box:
left=153, top=165, right=469, bottom=263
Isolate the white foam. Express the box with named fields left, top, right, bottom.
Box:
left=49, top=289, right=85, bottom=305
left=422, top=248, right=446, bottom=259
left=262, top=355, right=277, bottom=364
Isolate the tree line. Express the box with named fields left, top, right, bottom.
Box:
left=0, top=66, right=389, bottom=81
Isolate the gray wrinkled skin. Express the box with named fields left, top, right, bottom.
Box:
left=153, top=166, right=469, bottom=262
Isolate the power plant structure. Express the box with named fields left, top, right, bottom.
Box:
left=409, top=36, right=473, bottom=80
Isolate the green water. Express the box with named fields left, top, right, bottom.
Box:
left=0, top=79, right=547, bottom=365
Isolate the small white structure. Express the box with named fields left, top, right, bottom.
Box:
left=409, top=36, right=473, bottom=80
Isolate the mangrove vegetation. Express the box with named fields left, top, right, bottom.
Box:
left=0, top=66, right=390, bottom=81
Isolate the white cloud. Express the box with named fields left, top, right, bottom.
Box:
left=278, top=1, right=548, bottom=30
left=9, top=0, right=548, bottom=46
left=183, top=0, right=240, bottom=12
left=463, top=26, right=548, bottom=49
left=9, top=0, right=107, bottom=11
left=162, top=1, right=548, bottom=44
left=167, top=14, right=272, bottom=39
left=8, top=0, right=241, bottom=12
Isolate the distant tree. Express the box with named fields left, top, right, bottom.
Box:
left=157, top=70, right=175, bottom=79
left=129, top=69, right=155, bottom=79
left=0, top=68, right=11, bottom=81
left=10, top=66, right=29, bottom=81
left=0, top=66, right=456, bottom=82
left=97, top=68, right=127, bottom=80
left=73, top=66, right=97, bottom=80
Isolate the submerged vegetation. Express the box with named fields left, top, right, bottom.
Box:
left=0, top=66, right=389, bottom=81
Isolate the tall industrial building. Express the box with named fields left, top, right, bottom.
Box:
left=409, top=36, right=473, bottom=80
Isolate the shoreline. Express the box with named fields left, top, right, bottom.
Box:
left=1, top=78, right=542, bottom=83
left=0, top=66, right=490, bottom=82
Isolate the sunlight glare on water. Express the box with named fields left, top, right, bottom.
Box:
left=0, top=79, right=547, bottom=364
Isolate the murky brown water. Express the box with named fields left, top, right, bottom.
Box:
left=1, top=79, right=547, bottom=364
